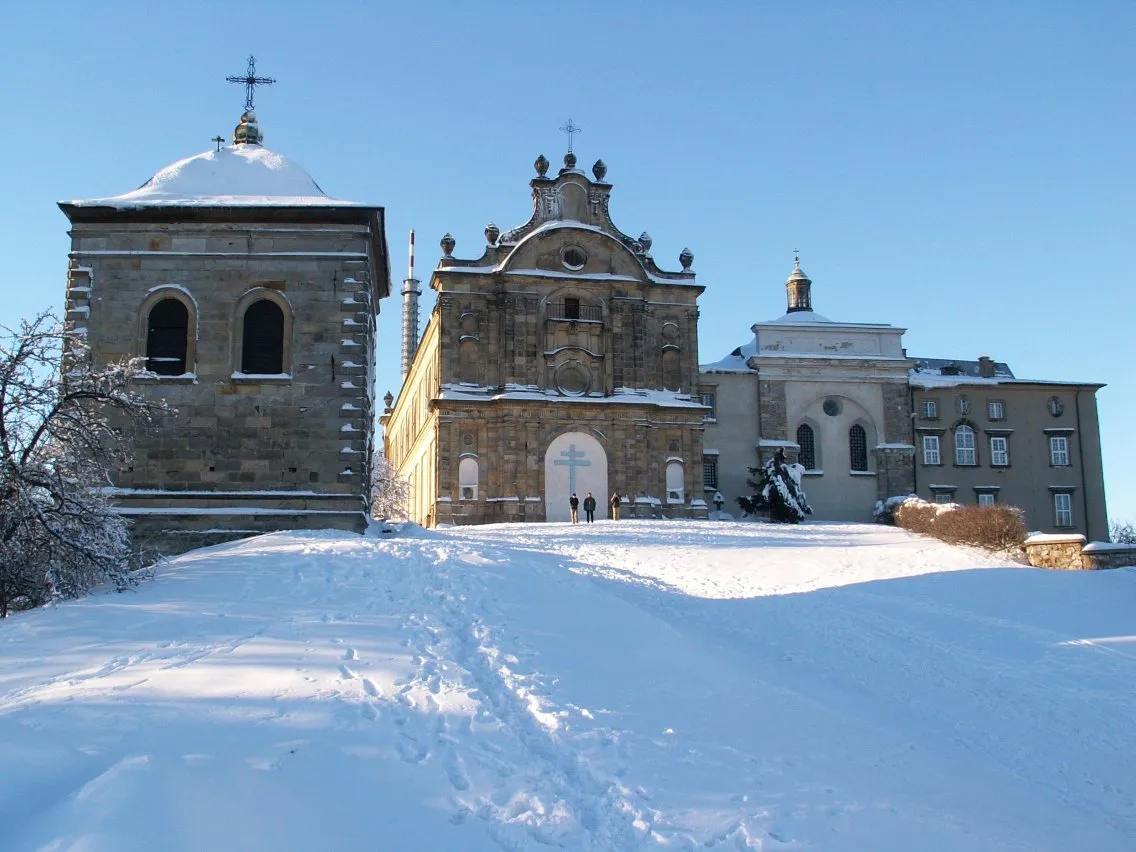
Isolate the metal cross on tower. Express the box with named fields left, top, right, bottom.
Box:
left=211, top=135, right=225, bottom=152
left=559, top=118, right=582, bottom=153
left=226, top=54, right=275, bottom=111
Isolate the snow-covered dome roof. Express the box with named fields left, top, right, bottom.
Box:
left=762, top=310, right=834, bottom=324
left=67, top=143, right=359, bottom=208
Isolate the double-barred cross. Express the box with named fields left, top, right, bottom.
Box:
left=553, top=444, right=590, bottom=494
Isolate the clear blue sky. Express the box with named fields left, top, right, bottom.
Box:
left=2, top=1, right=1132, bottom=523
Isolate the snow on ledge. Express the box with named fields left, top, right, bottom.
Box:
left=1082, top=541, right=1135, bottom=553
left=1024, top=533, right=1086, bottom=545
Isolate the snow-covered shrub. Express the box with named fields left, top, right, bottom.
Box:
left=370, top=452, right=409, bottom=521
left=894, top=498, right=940, bottom=535
left=874, top=494, right=917, bottom=525
left=1110, top=520, right=1136, bottom=544
left=0, top=313, right=157, bottom=616
left=736, top=449, right=812, bottom=523
left=895, top=497, right=1026, bottom=552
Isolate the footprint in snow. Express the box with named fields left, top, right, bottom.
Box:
left=339, top=664, right=357, bottom=680
left=343, top=647, right=358, bottom=661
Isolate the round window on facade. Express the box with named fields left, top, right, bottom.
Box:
left=554, top=360, right=591, bottom=396
left=822, top=398, right=843, bottom=417
left=561, top=246, right=587, bottom=271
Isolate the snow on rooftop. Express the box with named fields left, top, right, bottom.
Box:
left=759, top=310, right=834, bottom=324
left=700, top=338, right=757, bottom=372
left=65, top=144, right=361, bottom=208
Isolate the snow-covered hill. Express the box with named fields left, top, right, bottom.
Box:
left=2, top=521, right=1134, bottom=851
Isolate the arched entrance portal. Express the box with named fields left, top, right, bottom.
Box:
left=544, top=432, right=608, bottom=522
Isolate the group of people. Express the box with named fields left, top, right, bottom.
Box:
left=568, top=491, right=623, bottom=523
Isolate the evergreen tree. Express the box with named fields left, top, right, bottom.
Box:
left=736, top=448, right=812, bottom=523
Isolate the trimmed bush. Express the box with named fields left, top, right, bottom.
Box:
left=894, top=498, right=1026, bottom=553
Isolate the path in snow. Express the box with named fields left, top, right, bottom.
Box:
left=1, top=520, right=1134, bottom=851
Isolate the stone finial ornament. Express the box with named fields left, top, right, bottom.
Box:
left=484, top=222, right=500, bottom=245
left=638, top=232, right=653, bottom=254
left=440, top=233, right=456, bottom=257
left=679, top=247, right=694, bottom=270
left=383, top=391, right=394, bottom=411
left=563, top=151, right=577, bottom=169
left=535, top=154, right=550, bottom=177
left=592, top=159, right=607, bottom=181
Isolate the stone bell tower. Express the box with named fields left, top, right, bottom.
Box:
left=58, top=62, right=389, bottom=556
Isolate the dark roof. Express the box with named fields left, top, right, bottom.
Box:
left=909, top=357, right=1015, bottom=379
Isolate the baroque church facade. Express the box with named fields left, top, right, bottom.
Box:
left=60, top=108, right=389, bottom=555
left=382, top=153, right=710, bottom=525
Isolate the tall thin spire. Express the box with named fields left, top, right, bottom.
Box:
left=401, top=229, right=422, bottom=378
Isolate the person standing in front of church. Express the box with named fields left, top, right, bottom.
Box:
left=583, top=492, right=596, bottom=523
left=569, top=493, right=579, bottom=524
left=610, top=492, right=621, bottom=521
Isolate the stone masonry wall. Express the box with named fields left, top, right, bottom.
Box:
left=69, top=219, right=379, bottom=553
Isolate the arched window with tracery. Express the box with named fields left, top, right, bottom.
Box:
left=796, top=424, right=817, bottom=470
left=849, top=424, right=868, bottom=471
left=241, top=299, right=285, bottom=374
left=145, top=298, right=190, bottom=375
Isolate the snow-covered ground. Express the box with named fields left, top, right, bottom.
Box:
left=2, top=520, right=1134, bottom=851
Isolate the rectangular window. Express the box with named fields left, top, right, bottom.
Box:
left=934, top=491, right=954, bottom=504
left=563, top=297, right=580, bottom=320
left=977, top=492, right=996, bottom=507
left=1050, top=436, right=1070, bottom=466
left=921, top=435, right=941, bottom=465
left=700, top=392, right=716, bottom=421
left=954, top=426, right=976, bottom=466
left=702, top=457, right=718, bottom=489
left=920, top=400, right=938, bottom=420
left=987, top=400, right=1004, bottom=420
left=989, top=436, right=1009, bottom=466
left=1054, top=492, right=1074, bottom=527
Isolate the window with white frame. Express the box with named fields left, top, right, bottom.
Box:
left=702, top=456, right=718, bottom=489
left=987, top=400, right=1004, bottom=421
left=954, top=425, right=976, bottom=466
left=977, top=492, right=996, bottom=507
left=1050, top=435, right=1070, bottom=466
left=933, top=491, right=954, bottom=504
left=921, top=434, right=941, bottom=465
left=989, top=436, right=1009, bottom=466
left=700, top=391, right=716, bottom=421
left=920, top=399, right=938, bottom=420
left=1053, top=492, right=1074, bottom=527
